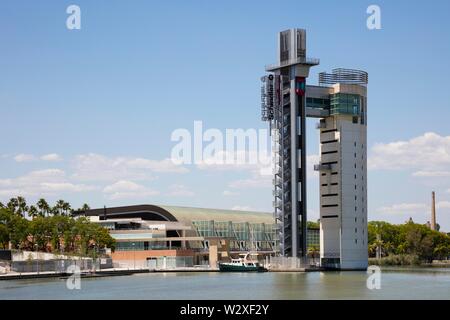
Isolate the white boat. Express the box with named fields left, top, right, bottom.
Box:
left=218, top=253, right=267, bottom=272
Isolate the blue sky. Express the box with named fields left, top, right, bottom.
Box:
left=1, top=0, right=450, bottom=230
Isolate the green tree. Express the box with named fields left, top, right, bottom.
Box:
left=0, top=223, right=9, bottom=249
left=7, top=198, right=18, bottom=214
left=308, top=246, right=319, bottom=264
left=54, top=200, right=66, bottom=216
left=7, top=214, right=30, bottom=249
left=0, top=203, right=114, bottom=254
left=28, top=205, right=38, bottom=219
left=16, top=196, right=28, bottom=218
left=62, top=201, right=71, bottom=215
left=29, top=216, right=53, bottom=251
left=36, top=198, right=50, bottom=217
left=307, top=221, right=320, bottom=229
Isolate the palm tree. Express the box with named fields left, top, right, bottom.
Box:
left=28, top=205, right=38, bottom=219
left=55, top=200, right=66, bottom=216
left=308, top=246, right=319, bottom=265
left=374, top=234, right=384, bottom=259
left=37, top=198, right=50, bottom=217
left=16, top=196, right=28, bottom=217
left=62, top=202, right=71, bottom=215
left=7, top=198, right=18, bottom=214
left=81, top=203, right=90, bottom=211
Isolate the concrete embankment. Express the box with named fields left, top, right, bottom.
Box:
left=0, top=266, right=326, bottom=280
left=0, top=269, right=149, bottom=281
left=0, top=268, right=219, bottom=280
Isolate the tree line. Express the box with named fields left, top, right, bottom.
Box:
left=368, top=220, right=450, bottom=264
left=0, top=197, right=115, bottom=256
left=0, top=196, right=90, bottom=218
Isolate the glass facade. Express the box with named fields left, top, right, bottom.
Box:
left=112, top=220, right=319, bottom=253
left=192, top=220, right=279, bottom=252
left=306, top=97, right=330, bottom=110
left=115, top=241, right=167, bottom=251
left=307, top=228, right=320, bottom=250
left=330, top=93, right=360, bottom=116
left=147, top=256, right=194, bottom=269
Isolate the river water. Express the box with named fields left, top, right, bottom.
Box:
left=1, top=267, right=449, bottom=300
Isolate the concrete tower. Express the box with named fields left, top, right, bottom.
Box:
left=313, top=69, right=369, bottom=270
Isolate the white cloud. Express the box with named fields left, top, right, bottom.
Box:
left=437, top=201, right=450, bottom=209
left=369, top=132, right=450, bottom=171
left=40, top=182, right=96, bottom=193
left=41, top=153, right=63, bottom=162
left=197, top=150, right=272, bottom=174
left=376, top=203, right=428, bottom=214
left=228, top=177, right=271, bottom=189
left=223, top=190, right=239, bottom=196
left=0, top=169, right=96, bottom=198
left=14, top=154, right=36, bottom=162
left=103, top=180, right=159, bottom=200
left=166, top=184, right=194, bottom=197
left=126, top=158, right=188, bottom=173
left=72, top=153, right=188, bottom=182
left=412, top=171, right=450, bottom=177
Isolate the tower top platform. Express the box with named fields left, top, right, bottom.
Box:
left=265, top=28, right=319, bottom=72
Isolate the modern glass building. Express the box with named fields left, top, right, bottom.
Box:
left=75, top=205, right=281, bottom=269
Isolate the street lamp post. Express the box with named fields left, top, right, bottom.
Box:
left=132, top=242, right=136, bottom=270
left=35, top=243, right=39, bottom=275
left=93, top=244, right=96, bottom=274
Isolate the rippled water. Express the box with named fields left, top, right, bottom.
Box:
left=1, top=267, right=449, bottom=300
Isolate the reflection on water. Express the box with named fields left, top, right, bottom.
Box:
left=0, top=268, right=449, bottom=300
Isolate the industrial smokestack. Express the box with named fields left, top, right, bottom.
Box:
left=431, top=191, right=436, bottom=231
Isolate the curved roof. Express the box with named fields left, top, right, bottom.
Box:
left=159, top=205, right=274, bottom=224
left=79, top=204, right=274, bottom=224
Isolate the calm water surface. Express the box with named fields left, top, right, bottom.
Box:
left=1, top=267, right=449, bottom=300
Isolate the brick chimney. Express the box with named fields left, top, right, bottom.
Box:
left=431, top=191, right=436, bottom=231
